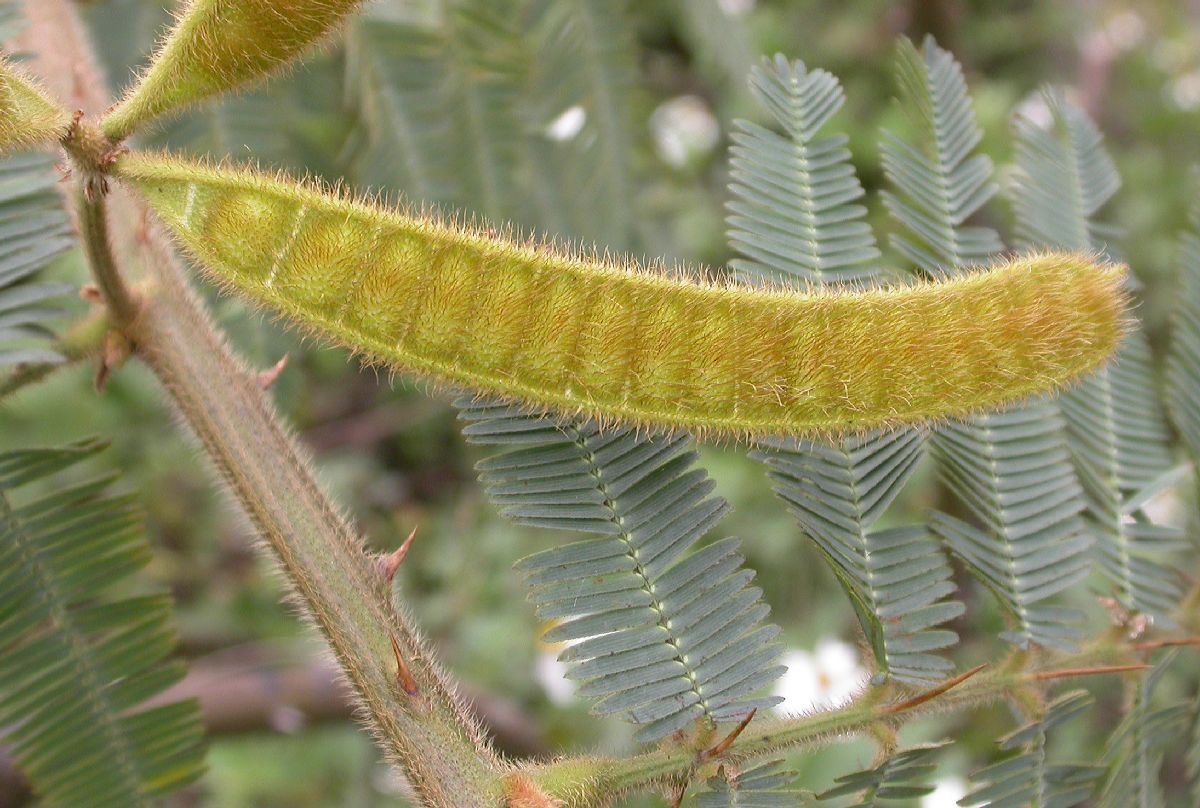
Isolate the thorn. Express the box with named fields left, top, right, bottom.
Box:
left=94, top=361, right=109, bottom=392
left=382, top=526, right=418, bottom=582
left=880, top=664, right=987, bottom=716
left=700, top=708, right=757, bottom=762
left=389, top=632, right=420, bottom=696
left=1030, top=664, right=1151, bottom=681
left=80, top=283, right=102, bottom=303
left=94, top=329, right=130, bottom=392
left=667, top=779, right=688, bottom=808
left=257, top=353, right=289, bottom=389
left=1131, top=637, right=1200, bottom=652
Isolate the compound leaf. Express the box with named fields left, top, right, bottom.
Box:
left=0, top=441, right=206, bottom=807
left=459, top=397, right=784, bottom=742
left=1010, top=90, right=1185, bottom=623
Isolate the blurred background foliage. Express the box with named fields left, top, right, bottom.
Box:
left=3, top=0, right=1200, bottom=805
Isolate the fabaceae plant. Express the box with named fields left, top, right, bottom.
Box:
left=1, top=2, right=1199, bottom=808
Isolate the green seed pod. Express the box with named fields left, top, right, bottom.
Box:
left=116, top=152, right=1129, bottom=441
left=0, top=58, right=68, bottom=152
left=102, top=0, right=361, bottom=140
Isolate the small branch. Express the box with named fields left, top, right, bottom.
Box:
left=74, top=184, right=138, bottom=328
left=524, top=646, right=1144, bottom=804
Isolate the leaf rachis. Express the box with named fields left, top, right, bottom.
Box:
left=116, top=152, right=1129, bottom=442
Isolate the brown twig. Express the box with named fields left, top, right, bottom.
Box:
left=879, top=664, right=987, bottom=716
left=1030, top=664, right=1150, bottom=681
left=700, top=708, right=757, bottom=762
left=1130, top=637, right=1200, bottom=652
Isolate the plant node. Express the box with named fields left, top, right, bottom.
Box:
left=60, top=112, right=120, bottom=189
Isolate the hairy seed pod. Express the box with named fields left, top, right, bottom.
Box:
left=116, top=152, right=1129, bottom=441
left=102, top=0, right=361, bottom=140
left=0, top=58, right=67, bottom=152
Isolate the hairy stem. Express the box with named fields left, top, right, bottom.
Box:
left=24, top=2, right=504, bottom=805
left=124, top=229, right=503, bottom=806
left=76, top=187, right=138, bottom=326
left=524, top=642, right=1139, bottom=804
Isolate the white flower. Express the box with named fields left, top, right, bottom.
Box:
left=922, top=776, right=967, bottom=808
left=546, top=105, right=587, bottom=142
left=1143, top=488, right=1185, bottom=526
left=772, top=639, right=868, bottom=714
left=1122, top=487, right=1187, bottom=527
left=535, top=644, right=577, bottom=706
left=1103, top=11, right=1146, bottom=52
left=1015, top=94, right=1054, bottom=129
left=650, top=95, right=720, bottom=168
left=1169, top=71, right=1200, bottom=111
left=717, top=0, right=755, bottom=16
